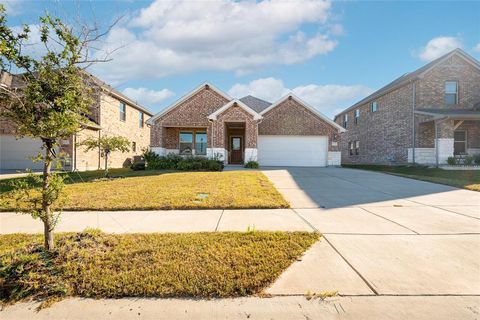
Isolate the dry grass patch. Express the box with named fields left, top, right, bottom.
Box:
left=0, top=231, right=319, bottom=307
left=0, top=171, right=289, bottom=211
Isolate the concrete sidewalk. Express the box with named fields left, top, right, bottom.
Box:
left=0, top=209, right=315, bottom=234
left=1, top=296, right=478, bottom=320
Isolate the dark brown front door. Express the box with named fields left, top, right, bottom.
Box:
left=230, top=136, right=243, bottom=164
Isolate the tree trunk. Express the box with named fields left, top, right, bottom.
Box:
left=104, top=152, right=109, bottom=177
left=42, top=140, right=55, bottom=251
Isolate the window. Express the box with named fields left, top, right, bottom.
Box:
left=371, top=101, right=378, bottom=112
left=139, top=112, right=144, bottom=128
left=355, top=140, right=360, bottom=155
left=343, top=114, right=348, bottom=128
left=453, top=130, right=466, bottom=155
left=179, top=132, right=193, bottom=155
left=354, top=109, right=360, bottom=124
left=132, top=141, right=137, bottom=152
left=349, top=141, right=354, bottom=156
left=445, top=81, right=458, bottom=105
left=119, top=103, right=126, bottom=121
left=195, top=132, right=207, bottom=155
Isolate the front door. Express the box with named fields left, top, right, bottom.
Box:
left=230, top=136, right=243, bottom=164
left=454, top=130, right=466, bottom=155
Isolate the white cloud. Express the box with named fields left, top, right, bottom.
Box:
left=473, top=43, right=480, bottom=53
left=3, top=0, right=22, bottom=15
left=122, top=87, right=175, bottom=108
left=91, top=0, right=338, bottom=83
left=228, top=78, right=373, bottom=117
left=418, top=36, right=462, bottom=61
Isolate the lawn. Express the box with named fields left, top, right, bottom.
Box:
left=0, top=231, right=319, bottom=307
left=0, top=170, right=289, bottom=211
left=343, top=164, right=480, bottom=191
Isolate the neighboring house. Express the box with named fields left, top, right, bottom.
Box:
left=0, top=71, right=153, bottom=171
left=147, top=83, right=345, bottom=167
left=334, top=48, right=480, bottom=165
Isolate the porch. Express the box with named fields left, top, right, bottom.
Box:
left=409, top=109, right=480, bottom=165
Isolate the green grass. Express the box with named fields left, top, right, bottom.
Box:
left=343, top=164, right=480, bottom=191
left=0, top=231, right=319, bottom=307
left=0, top=170, right=289, bottom=211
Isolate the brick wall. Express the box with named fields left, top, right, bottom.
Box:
left=335, top=52, right=480, bottom=165
left=213, top=104, right=258, bottom=148
left=259, top=97, right=340, bottom=151
left=150, top=86, right=229, bottom=147
left=96, top=93, right=151, bottom=168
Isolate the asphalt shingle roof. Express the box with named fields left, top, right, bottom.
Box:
left=239, top=95, right=272, bottom=113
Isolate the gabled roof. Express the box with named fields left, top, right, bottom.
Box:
left=208, top=99, right=263, bottom=120
left=261, top=93, right=346, bottom=133
left=239, top=95, right=272, bottom=113
left=334, top=48, right=480, bottom=120
left=146, top=82, right=232, bottom=125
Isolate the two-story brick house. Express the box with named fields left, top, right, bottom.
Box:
left=0, top=71, right=153, bottom=171
left=334, top=49, right=480, bottom=165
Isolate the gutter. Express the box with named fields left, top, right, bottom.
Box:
left=412, top=81, right=416, bottom=164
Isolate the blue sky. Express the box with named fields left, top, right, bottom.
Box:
left=4, top=0, right=480, bottom=117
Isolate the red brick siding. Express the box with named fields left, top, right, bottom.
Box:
left=213, top=104, right=258, bottom=148
left=259, top=97, right=340, bottom=151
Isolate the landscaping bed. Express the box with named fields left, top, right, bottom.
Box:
left=342, top=164, right=480, bottom=191
left=0, top=170, right=290, bottom=211
left=0, top=231, right=319, bottom=307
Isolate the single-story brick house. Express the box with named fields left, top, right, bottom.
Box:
left=147, top=83, right=345, bottom=166
left=334, top=48, right=480, bottom=165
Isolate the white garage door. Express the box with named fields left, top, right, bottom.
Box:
left=257, top=135, right=328, bottom=167
left=0, top=135, right=44, bottom=170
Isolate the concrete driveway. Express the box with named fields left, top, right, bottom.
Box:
left=262, top=167, right=480, bottom=302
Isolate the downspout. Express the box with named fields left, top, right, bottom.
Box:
left=435, top=116, right=450, bottom=167
left=208, top=118, right=214, bottom=159
left=412, top=81, right=416, bottom=164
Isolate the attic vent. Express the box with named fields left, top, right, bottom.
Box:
left=205, top=84, right=210, bottom=90
left=288, top=95, right=293, bottom=100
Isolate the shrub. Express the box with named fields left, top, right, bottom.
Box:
left=131, top=162, right=146, bottom=171
left=473, top=154, right=480, bottom=165
left=244, top=161, right=259, bottom=169
left=464, top=155, right=474, bottom=166
left=446, top=156, right=457, bottom=165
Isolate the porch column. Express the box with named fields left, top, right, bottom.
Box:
left=206, top=121, right=227, bottom=161
left=435, top=118, right=454, bottom=165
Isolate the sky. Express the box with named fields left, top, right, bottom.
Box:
left=3, top=0, right=480, bottom=117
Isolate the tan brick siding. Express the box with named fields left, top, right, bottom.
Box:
left=259, top=97, right=340, bottom=151
left=97, top=93, right=151, bottom=168
left=74, top=128, right=102, bottom=171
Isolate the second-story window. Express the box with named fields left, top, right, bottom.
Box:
left=445, top=81, right=458, bottom=105
left=343, top=114, right=348, bottom=128
left=355, top=140, right=360, bottom=155
left=119, top=103, right=126, bottom=121
left=139, top=111, right=144, bottom=128
left=371, top=101, right=378, bottom=112
left=354, top=109, right=360, bottom=124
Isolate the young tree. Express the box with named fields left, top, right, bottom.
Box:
left=80, top=135, right=130, bottom=176
left=0, top=5, right=116, bottom=251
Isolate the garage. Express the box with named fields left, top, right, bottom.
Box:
left=257, top=135, right=328, bottom=167
left=0, top=135, right=44, bottom=170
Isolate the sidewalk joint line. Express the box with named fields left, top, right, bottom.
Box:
left=322, top=234, right=379, bottom=296
left=215, top=210, right=224, bottom=232
left=291, top=209, right=318, bottom=232
left=359, top=207, right=420, bottom=235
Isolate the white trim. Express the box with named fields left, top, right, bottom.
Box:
left=208, top=99, right=262, bottom=121
left=260, top=93, right=346, bottom=133
left=146, top=82, right=232, bottom=125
